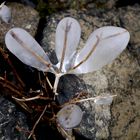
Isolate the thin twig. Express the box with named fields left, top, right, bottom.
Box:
left=0, top=77, right=24, bottom=97
left=46, top=76, right=53, bottom=89
left=12, top=94, right=50, bottom=102
left=53, top=74, right=62, bottom=96
left=57, top=124, right=74, bottom=140
left=14, top=99, right=33, bottom=113
left=0, top=48, right=25, bottom=88
left=28, top=105, right=48, bottom=139
left=0, top=77, right=33, bottom=113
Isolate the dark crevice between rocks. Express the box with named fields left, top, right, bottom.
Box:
left=116, top=0, right=140, bottom=7
left=34, top=123, right=65, bottom=140
left=34, top=17, right=47, bottom=44
left=35, top=123, right=91, bottom=140
left=6, top=0, right=36, bottom=7
left=108, top=103, right=114, bottom=140
left=127, top=44, right=140, bottom=66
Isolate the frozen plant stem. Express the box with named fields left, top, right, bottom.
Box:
left=53, top=73, right=62, bottom=95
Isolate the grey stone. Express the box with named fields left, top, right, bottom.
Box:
left=0, top=97, right=28, bottom=140
left=42, top=4, right=140, bottom=140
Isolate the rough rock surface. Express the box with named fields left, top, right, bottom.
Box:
left=0, top=2, right=39, bottom=44
left=0, top=97, right=28, bottom=140
left=0, top=2, right=40, bottom=140
left=43, top=0, right=117, bottom=11
left=42, top=4, right=140, bottom=140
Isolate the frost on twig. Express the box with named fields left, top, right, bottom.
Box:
left=76, top=94, right=117, bottom=105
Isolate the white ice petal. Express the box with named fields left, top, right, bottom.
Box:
left=0, top=2, right=11, bottom=24
left=94, top=95, right=114, bottom=105
left=57, top=104, right=83, bottom=129
left=72, top=26, right=130, bottom=74
left=5, top=28, right=51, bottom=72
left=55, top=17, right=81, bottom=72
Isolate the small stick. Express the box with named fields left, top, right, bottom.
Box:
left=28, top=105, right=48, bottom=139
left=46, top=76, right=53, bottom=89
left=74, top=95, right=117, bottom=103
left=57, top=124, right=74, bottom=140
left=14, top=99, right=33, bottom=113
left=0, top=48, right=25, bottom=88
left=53, top=73, right=62, bottom=96
left=12, top=94, right=50, bottom=102
left=0, top=77, right=24, bottom=97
